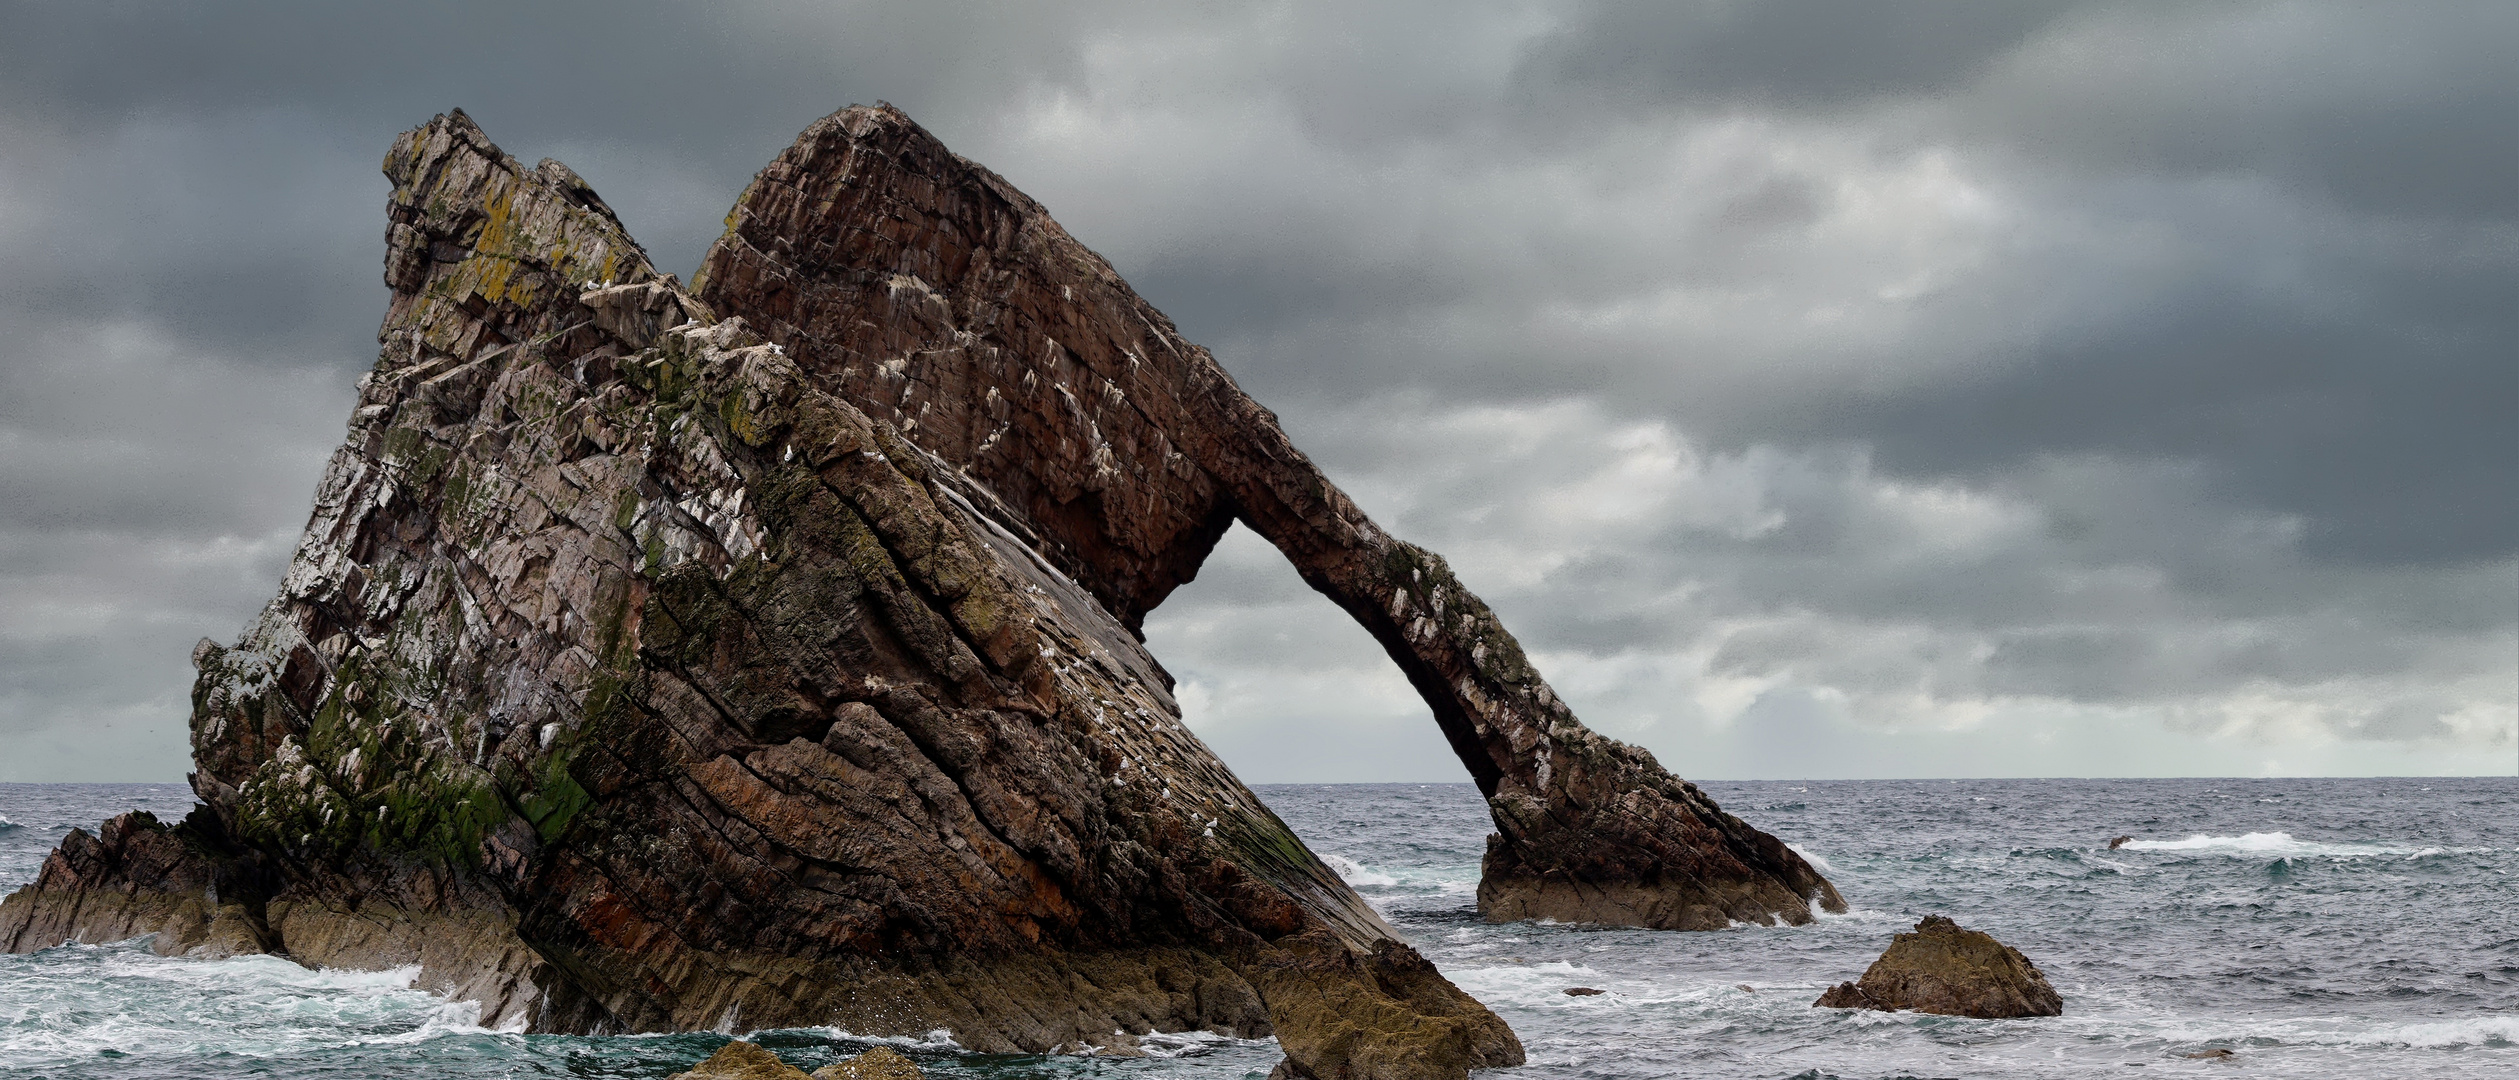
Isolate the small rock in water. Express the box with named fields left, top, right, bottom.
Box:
left=671, top=1041, right=810, bottom=1080
left=2108, top=835, right=2134, bottom=849
left=812, top=1046, right=924, bottom=1080
left=2183, top=1048, right=2237, bottom=1060
left=1563, top=986, right=1606, bottom=996
left=1812, top=915, right=2063, bottom=1018
left=1051, top=1033, right=1149, bottom=1058
left=1736, top=984, right=1757, bottom=993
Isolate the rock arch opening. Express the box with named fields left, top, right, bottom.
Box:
left=1140, top=522, right=1465, bottom=785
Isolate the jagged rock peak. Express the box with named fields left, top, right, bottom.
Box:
left=697, top=102, right=1845, bottom=931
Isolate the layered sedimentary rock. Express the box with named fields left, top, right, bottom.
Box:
left=692, top=104, right=1844, bottom=930
left=1813, top=916, right=2063, bottom=1018
left=1, top=111, right=1518, bottom=1080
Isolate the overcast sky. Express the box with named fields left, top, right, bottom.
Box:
left=1, top=1, right=2510, bottom=784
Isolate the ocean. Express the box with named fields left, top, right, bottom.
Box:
left=2, top=777, right=2511, bottom=1079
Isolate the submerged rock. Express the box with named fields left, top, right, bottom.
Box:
left=673, top=1041, right=811, bottom=1080
left=693, top=104, right=1841, bottom=932
left=1813, top=916, right=2063, bottom=1018
left=675, top=1040, right=923, bottom=1080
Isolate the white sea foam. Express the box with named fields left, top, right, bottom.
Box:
left=795, top=1027, right=964, bottom=1051
left=344, top=999, right=507, bottom=1048
left=2117, top=831, right=2485, bottom=859
left=1807, top=903, right=1914, bottom=929
left=1319, top=853, right=1399, bottom=887
left=1443, top=960, right=1609, bottom=1005
left=1785, top=843, right=1834, bottom=874
left=1133, top=1028, right=1279, bottom=1058
left=2126, top=1008, right=2519, bottom=1052
left=0, top=942, right=478, bottom=1066
left=2348, top=1014, right=2519, bottom=1049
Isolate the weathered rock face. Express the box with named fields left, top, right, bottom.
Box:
left=1813, top=916, right=2064, bottom=1018
left=0, top=111, right=1519, bottom=1079
left=692, top=104, right=1844, bottom=930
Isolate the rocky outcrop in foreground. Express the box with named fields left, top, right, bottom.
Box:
left=1813, top=916, right=2063, bottom=1018
left=694, top=105, right=1841, bottom=931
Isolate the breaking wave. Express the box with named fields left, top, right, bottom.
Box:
left=2117, top=831, right=2487, bottom=859
left=0, top=942, right=481, bottom=1067
left=1318, top=853, right=1399, bottom=887
left=1786, top=843, right=1834, bottom=874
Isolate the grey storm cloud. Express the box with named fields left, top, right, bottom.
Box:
left=0, top=0, right=2509, bottom=782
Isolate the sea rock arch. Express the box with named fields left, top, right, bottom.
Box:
left=692, top=104, right=1845, bottom=931
left=2, top=104, right=1840, bottom=1080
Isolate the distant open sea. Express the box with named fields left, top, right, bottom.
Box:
left=3, top=777, right=2512, bottom=1079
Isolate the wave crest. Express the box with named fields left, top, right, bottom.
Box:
left=1319, top=853, right=1399, bottom=887
left=2117, top=831, right=2489, bottom=859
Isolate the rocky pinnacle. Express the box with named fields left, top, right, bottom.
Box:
left=4, top=110, right=1522, bottom=1080
left=693, top=104, right=1845, bottom=930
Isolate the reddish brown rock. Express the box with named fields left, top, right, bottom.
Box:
left=1813, top=916, right=2063, bottom=1018
left=693, top=104, right=1843, bottom=930
left=0, top=110, right=1517, bottom=1080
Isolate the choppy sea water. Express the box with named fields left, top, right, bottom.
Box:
left=3, top=778, right=2512, bottom=1079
